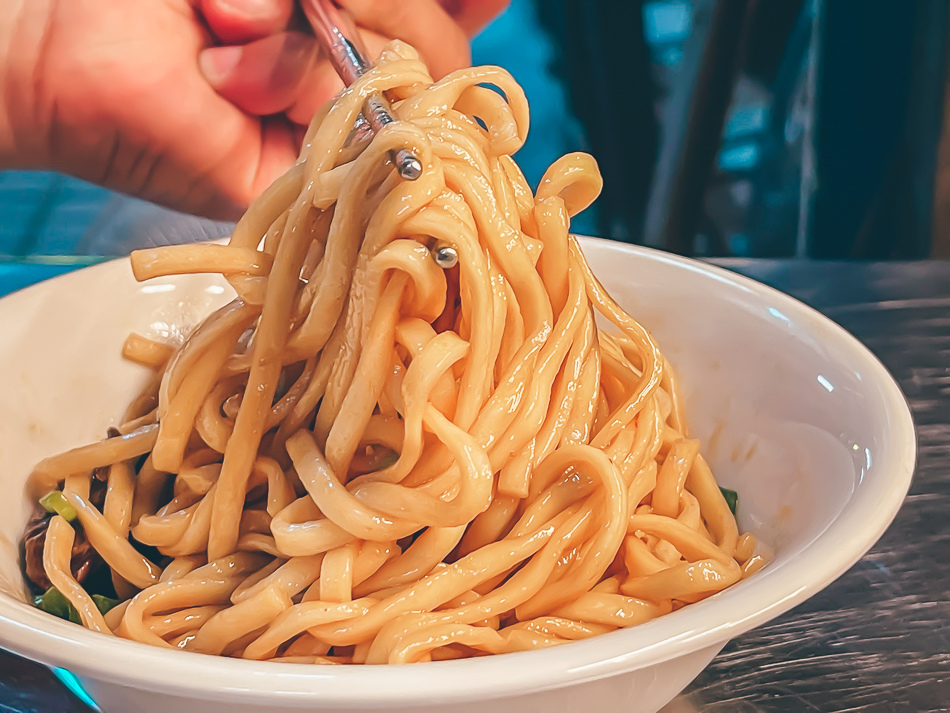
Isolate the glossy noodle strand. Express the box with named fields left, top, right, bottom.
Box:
left=25, top=43, right=761, bottom=664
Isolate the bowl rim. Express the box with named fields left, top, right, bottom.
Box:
left=0, top=238, right=917, bottom=706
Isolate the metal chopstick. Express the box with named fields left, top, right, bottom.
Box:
left=300, top=0, right=423, bottom=180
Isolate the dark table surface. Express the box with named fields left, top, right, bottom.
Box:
left=2, top=257, right=948, bottom=713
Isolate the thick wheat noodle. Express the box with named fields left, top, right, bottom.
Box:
left=122, top=334, right=175, bottom=369
left=27, top=42, right=763, bottom=663
left=131, top=245, right=274, bottom=281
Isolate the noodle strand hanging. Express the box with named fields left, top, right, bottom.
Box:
left=22, top=43, right=762, bottom=664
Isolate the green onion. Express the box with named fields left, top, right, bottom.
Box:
left=719, top=487, right=739, bottom=516
left=33, top=587, right=81, bottom=624
left=377, top=450, right=399, bottom=469
left=33, top=588, right=120, bottom=622
left=39, top=491, right=77, bottom=523
left=91, top=594, right=120, bottom=615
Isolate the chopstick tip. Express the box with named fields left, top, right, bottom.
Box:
left=396, top=152, right=423, bottom=180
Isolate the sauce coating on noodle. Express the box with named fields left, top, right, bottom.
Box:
left=23, top=42, right=763, bottom=664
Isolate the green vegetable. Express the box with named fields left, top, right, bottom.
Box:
left=39, top=491, right=77, bottom=523
left=720, top=487, right=739, bottom=516
left=33, top=588, right=120, bottom=623
left=92, top=594, right=120, bottom=615
left=377, top=450, right=400, bottom=469
left=33, top=587, right=81, bottom=624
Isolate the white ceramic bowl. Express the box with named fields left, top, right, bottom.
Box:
left=0, top=238, right=915, bottom=713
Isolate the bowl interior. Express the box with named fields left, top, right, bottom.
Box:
left=584, top=241, right=882, bottom=557
left=0, top=239, right=915, bottom=705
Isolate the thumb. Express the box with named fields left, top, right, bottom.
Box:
left=199, top=32, right=321, bottom=116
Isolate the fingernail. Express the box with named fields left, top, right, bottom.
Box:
left=218, top=0, right=273, bottom=18
left=199, top=46, right=243, bottom=85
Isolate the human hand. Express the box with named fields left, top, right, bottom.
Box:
left=0, top=0, right=507, bottom=220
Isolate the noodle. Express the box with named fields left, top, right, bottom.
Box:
left=23, top=42, right=761, bottom=664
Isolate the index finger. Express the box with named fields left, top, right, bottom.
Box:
left=439, top=0, right=510, bottom=36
